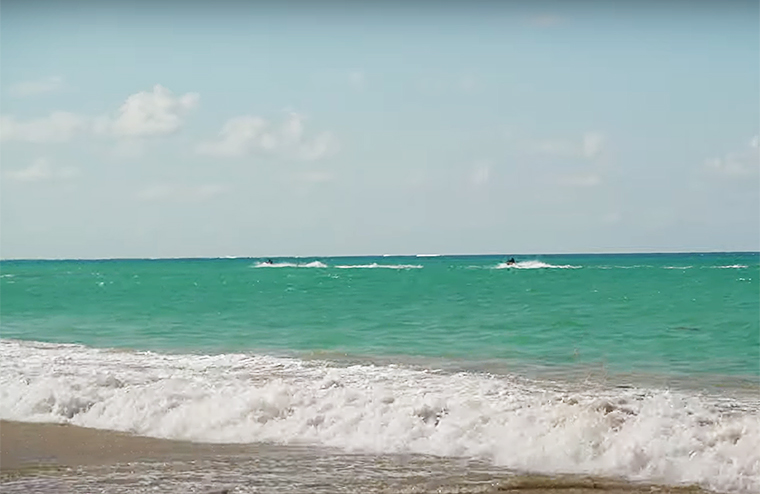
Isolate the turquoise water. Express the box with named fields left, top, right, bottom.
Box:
left=2, top=253, right=760, bottom=492
left=2, top=253, right=758, bottom=381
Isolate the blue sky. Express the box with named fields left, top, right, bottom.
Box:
left=1, top=1, right=758, bottom=259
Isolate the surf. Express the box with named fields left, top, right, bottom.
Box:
left=1, top=339, right=757, bottom=494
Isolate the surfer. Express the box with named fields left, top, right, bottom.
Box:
left=507, top=257, right=516, bottom=265
left=265, top=258, right=274, bottom=265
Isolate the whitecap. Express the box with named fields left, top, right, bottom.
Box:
left=494, top=260, right=580, bottom=270
left=334, top=263, right=423, bottom=270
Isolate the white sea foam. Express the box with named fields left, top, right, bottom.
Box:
left=253, top=262, right=298, bottom=268
left=714, top=265, right=749, bottom=269
left=1, top=339, right=757, bottom=493
left=663, top=266, right=693, bottom=270
left=494, top=260, right=580, bottom=270
left=252, top=261, right=327, bottom=268
left=335, top=263, right=423, bottom=270
left=301, top=261, right=328, bottom=268
left=601, top=265, right=654, bottom=269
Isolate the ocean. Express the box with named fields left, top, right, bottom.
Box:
left=1, top=252, right=758, bottom=493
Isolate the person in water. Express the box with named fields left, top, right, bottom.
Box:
left=506, top=257, right=516, bottom=265
left=265, top=259, right=274, bottom=265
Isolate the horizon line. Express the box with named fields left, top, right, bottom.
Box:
left=1, top=250, right=758, bottom=262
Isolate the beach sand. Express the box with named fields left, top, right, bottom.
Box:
left=1, top=419, right=253, bottom=470
left=1, top=420, right=711, bottom=493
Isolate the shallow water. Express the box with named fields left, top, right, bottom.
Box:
left=0, top=451, right=711, bottom=494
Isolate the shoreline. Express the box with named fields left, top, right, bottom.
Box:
left=1, top=420, right=712, bottom=493
left=0, top=419, right=260, bottom=471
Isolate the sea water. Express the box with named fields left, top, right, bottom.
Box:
left=1, top=253, right=758, bottom=492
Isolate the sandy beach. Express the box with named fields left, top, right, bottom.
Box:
left=0, top=419, right=258, bottom=470
left=1, top=420, right=712, bottom=494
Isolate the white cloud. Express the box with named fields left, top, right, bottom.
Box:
left=470, top=163, right=491, bottom=186
left=136, top=183, right=226, bottom=202
left=297, top=131, right=339, bottom=161
left=197, top=112, right=338, bottom=161
left=1, top=84, right=198, bottom=144
left=101, top=85, right=199, bottom=138
left=0, top=112, right=89, bottom=143
left=527, top=131, right=605, bottom=160
left=280, top=112, right=305, bottom=144
left=582, top=132, right=605, bottom=159
left=705, top=136, right=760, bottom=178
left=4, top=158, right=79, bottom=182
left=560, top=172, right=602, bottom=187
left=8, top=76, right=64, bottom=97
left=195, top=116, right=269, bottom=157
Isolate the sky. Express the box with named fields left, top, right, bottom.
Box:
left=1, top=0, right=758, bottom=259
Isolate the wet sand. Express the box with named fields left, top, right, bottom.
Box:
left=1, top=419, right=254, bottom=470
left=1, top=420, right=710, bottom=493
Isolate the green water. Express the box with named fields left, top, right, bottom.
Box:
left=1, top=253, right=758, bottom=380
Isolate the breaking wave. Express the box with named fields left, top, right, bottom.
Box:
left=1, top=339, right=757, bottom=493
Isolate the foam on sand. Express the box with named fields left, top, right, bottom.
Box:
left=1, top=420, right=718, bottom=494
